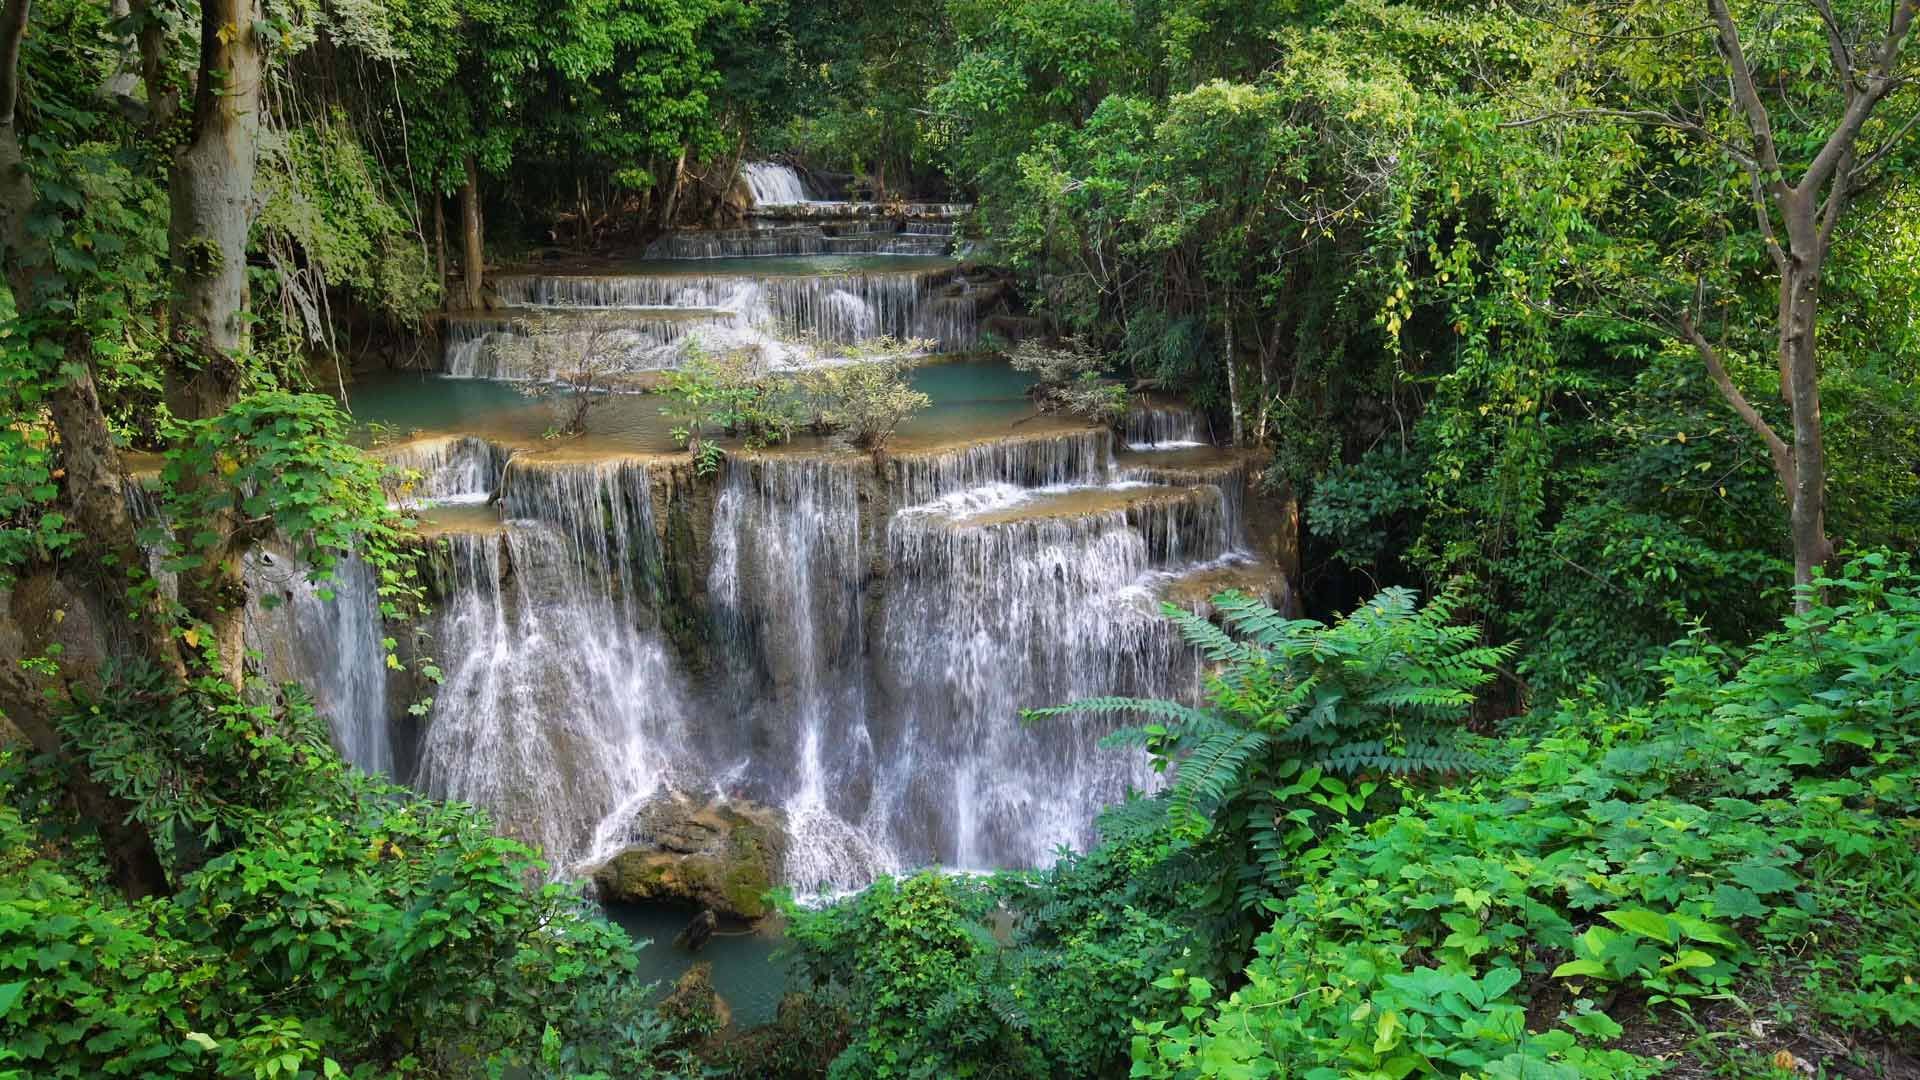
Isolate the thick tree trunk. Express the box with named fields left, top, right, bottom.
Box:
left=164, top=0, right=265, bottom=686
left=461, top=155, right=484, bottom=309
left=165, top=0, right=263, bottom=423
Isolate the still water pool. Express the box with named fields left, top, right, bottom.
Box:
left=601, top=902, right=793, bottom=1027
left=339, top=355, right=1081, bottom=457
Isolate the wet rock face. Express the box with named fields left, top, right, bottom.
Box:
left=592, top=792, right=787, bottom=920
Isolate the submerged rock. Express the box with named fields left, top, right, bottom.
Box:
left=674, top=908, right=719, bottom=952
left=592, top=792, right=787, bottom=920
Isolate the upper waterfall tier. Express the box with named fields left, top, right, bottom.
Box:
left=742, top=162, right=816, bottom=204
left=644, top=224, right=954, bottom=260
left=734, top=162, right=971, bottom=220
left=445, top=256, right=978, bottom=376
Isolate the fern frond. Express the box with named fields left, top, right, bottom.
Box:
left=1167, top=727, right=1269, bottom=832
left=1159, top=602, right=1254, bottom=663
left=1025, top=696, right=1216, bottom=728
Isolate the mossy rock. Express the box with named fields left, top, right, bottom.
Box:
left=591, top=794, right=786, bottom=920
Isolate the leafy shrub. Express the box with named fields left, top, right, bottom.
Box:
left=1006, top=336, right=1130, bottom=425
left=657, top=348, right=803, bottom=455
left=1131, top=554, right=1920, bottom=1077
left=782, top=872, right=1047, bottom=1078
left=792, top=355, right=932, bottom=449
left=0, top=665, right=704, bottom=1079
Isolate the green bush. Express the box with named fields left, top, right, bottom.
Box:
left=0, top=667, right=703, bottom=1079
left=1131, top=554, right=1920, bottom=1077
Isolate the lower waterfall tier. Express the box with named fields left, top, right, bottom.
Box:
left=270, top=428, right=1266, bottom=894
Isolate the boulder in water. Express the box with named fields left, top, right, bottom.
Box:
left=592, top=791, right=786, bottom=920
left=674, top=908, right=719, bottom=952
left=660, top=960, right=732, bottom=1034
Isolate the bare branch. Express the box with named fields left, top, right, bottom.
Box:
left=1677, top=301, right=1794, bottom=491
left=1708, top=0, right=1789, bottom=192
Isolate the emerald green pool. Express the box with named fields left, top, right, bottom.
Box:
left=602, top=902, right=792, bottom=1027
left=340, top=356, right=1078, bottom=457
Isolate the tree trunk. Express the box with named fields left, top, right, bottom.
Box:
left=658, top=144, right=688, bottom=231
left=461, top=154, right=484, bottom=309
left=165, top=0, right=263, bottom=423
left=1780, top=261, right=1831, bottom=611
left=163, top=0, right=265, bottom=686
left=1222, top=301, right=1244, bottom=446
left=433, top=193, right=448, bottom=308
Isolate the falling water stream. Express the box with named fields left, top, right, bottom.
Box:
left=264, top=163, right=1268, bottom=901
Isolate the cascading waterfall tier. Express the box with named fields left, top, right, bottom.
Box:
left=379, top=435, right=507, bottom=505
left=644, top=224, right=953, bottom=260
left=413, top=458, right=694, bottom=871
left=1124, top=399, right=1210, bottom=449
left=742, top=162, right=815, bottom=205
left=707, top=456, right=901, bottom=890
left=890, top=430, right=1116, bottom=505
left=870, top=485, right=1210, bottom=872
left=263, top=423, right=1250, bottom=892
left=446, top=264, right=976, bottom=377
left=245, top=550, right=393, bottom=777
left=443, top=308, right=733, bottom=379
left=125, top=475, right=394, bottom=775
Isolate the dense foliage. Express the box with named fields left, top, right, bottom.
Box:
left=773, top=0, right=1920, bottom=694
left=3, top=0, right=1917, bottom=1076
left=784, top=556, right=1920, bottom=1078
left=1, top=677, right=705, bottom=1078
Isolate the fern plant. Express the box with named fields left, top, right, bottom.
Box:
left=1028, top=586, right=1511, bottom=902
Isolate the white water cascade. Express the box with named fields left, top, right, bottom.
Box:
left=445, top=265, right=977, bottom=378
left=742, top=161, right=815, bottom=205
left=414, top=460, right=695, bottom=870
left=244, top=553, right=394, bottom=776
left=247, top=418, right=1256, bottom=893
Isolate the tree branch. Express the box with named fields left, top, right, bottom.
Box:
left=1800, top=0, right=1917, bottom=194
left=1808, top=0, right=1860, bottom=98
left=1708, top=0, right=1789, bottom=192
left=1847, top=101, right=1920, bottom=180
left=1678, top=306, right=1795, bottom=491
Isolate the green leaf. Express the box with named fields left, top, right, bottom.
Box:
left=1601, top=908, right=1673, bottom=944
left=1551, top=958, right=1607, bottom=979
left=1728, top=862, right=1795, bottom=895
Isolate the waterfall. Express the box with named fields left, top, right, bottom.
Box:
left=447, top=267, right=977, bottom=374
left=442, top=311, right=735, bottom=379
left=872, top=492, right=1193, bottom=870
left=1124, top=401, right=1210, bottom=449
left=742, top=162, right=815, bottom=205
left=245, top=552, right=393, bottom=776
left=414, top=460, right=693, bottom=871
left=273, top=416, right=1257, bottom=894
left=890, top=430, right=1115, bottom=505
left=127, top=476, right=393, bottom=774
left=380, top=436, right=505, bottom=505
left=645, top=225, right=954, bottom=260
left=709, top=456, right=901, bottom=891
